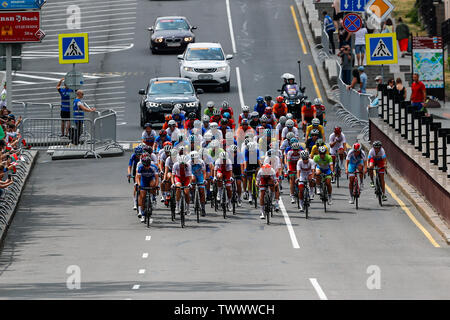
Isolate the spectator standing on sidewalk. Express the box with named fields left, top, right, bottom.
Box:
left=410, top=73, right=427, bottom=111
left=347, top=68, right=361, bottom=91
left=358, top=66, right=367, bottom=93
left=323, top=11, right=336, bottom=55
left=71, top=90, right=96, bottom=145
left=338, top=45, right=354, bottom=85
left=396, top=18, right=410, bottom=57
left=394, top=78, right=407, bottom=103
left=0, top=82, right=6, bottom=109
left=382, top=18, right=394, bottom=33
left=56, top=78, right=73, bottom=137
left=332, top=0, right=343, bottom=31
left=338, top=26, right=352, bottom=49
left=354, top=24, right=368, bottom=66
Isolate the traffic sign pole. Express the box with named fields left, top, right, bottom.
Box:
left=5, top=44, right=11, bottom=112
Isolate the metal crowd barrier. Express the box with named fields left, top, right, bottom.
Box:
left=11, top=101, right=57, bottom=120
left=377, top=86, right=450, bottom=176
left=93, top=109, right=123, bottom=151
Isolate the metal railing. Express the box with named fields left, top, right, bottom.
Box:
left=11, top=101, right=57, bottom=119
left=376, top=87, right=450, bottom=176
left=93, top=109, right=123, bottom=151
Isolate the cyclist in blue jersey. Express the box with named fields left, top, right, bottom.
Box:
left=142, top=123, right=157, bottom=146
left=136, top=154, right=159, bottom=223
left=56, top=78, right=73, bottom=137
left=127, top=145, right=143, bottom=210
left=346, top=143, right=367, bottom=204
left=172, top=105, right=185, bottom=129
left=153, top=129, right=171, bottom=152
left=254, top=96, right=267, bottom=117
left=189, top=151, right=207, bottom=216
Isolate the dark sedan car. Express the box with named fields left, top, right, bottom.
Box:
left=139, top=77, right=203, bottom=127
left=148, top=16, right=196, bottom=53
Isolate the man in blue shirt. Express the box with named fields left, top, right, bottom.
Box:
left=56, top=78, right=73, bottom=137
left=72, top=90, right=96, bottom=145
left=358, top=66, right=367, bottom=94
left=323, top=11, right=336, bottom=54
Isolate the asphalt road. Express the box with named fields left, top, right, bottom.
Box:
left=1, top=0, right=449, bottom=299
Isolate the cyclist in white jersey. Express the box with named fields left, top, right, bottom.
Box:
left=296, top=150, right=316, bottom=211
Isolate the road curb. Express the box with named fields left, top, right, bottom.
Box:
left=357, top=134, right=450, bottom=245
left=0, top=150, right=39, bottom=247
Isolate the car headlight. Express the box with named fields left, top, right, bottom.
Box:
left=146, top=102, right=159, bottom=108
left=154, top=37, right=164, bottom=43
left=184, top=37, right=193, bottom=42
left=183, top=67, right=194, bottom=72
left=185, top=102, right=197, bottom=108
left=216, top=66, right=227, bottom=72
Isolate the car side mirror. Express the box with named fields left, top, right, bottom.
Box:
left=226, top=54, right=233, bottom=60
left=148, top=27, right=154, bottom=32
left=139, top=89, right=146, bottom=95
left=196, top=88, right=204, bottom=94
left=177, top=54, right=184, bottom=60
left=191, top=26, right=197, bottom=30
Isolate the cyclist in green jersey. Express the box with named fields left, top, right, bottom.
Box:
left=204, top=101, right=215, bottom=117
left=313, top=146, right=334, bottom=205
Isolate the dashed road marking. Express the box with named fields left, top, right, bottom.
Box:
left=142, top=253, right=149, bottom=259
left=138, top=269, right=146, bottom=274
left=145, top=236, right=151, bottom=241
left=132, top=285, right=140, bottom=290
left=310, top=278, right=328, bottom=300
left=278, top=199, right=300, bottom=249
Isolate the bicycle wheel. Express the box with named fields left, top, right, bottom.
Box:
left=213, top=182, right=218, bottom=212
left=232, top=181, right=236, bottom=215
left=265, top=193, right=271, bottom=225
left=180, top=192, right=185, bottom=228
left=147, top=195, right=152, bottom=228
left=336, top=170, right=340, bottom=188
left=170, top=188, right=176, bottom=221
left=195, top=187, right=200, bottom=223
left=304, top=188, right=309, bottom=219
left=252, top=177, right=257, bottom=209
left=322, top=183, right=327, bottom=212
left=376, top=177, right=383, bottom=207
left=222, top=185, right=227, bottom=219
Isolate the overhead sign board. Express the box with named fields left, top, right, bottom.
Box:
left=365, top=33, right=398, bottom=65
left=341, top=0, right=367, bottom=12
left=58, top=33, right=89, bottom=64
left=366, top=0, right=394, bottom=22
left=0, top=11, right=44, bottom=43
left=0, top=0, right=46, bottom=10
left=343, top=13, right=362, bottom=33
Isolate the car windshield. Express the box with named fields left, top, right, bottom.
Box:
left=155, top=19, right=189, bottom=30
left=185, top=47, right=224, bottom=61
left=149, top=80, right=194, bottom=95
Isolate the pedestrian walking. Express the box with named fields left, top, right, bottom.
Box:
left=410, top=73, right=427, bottom=111
left=382, top=18, right=393, bottom=33
left=323, top=11, right=336, bottom=55
left=354, top=24, right=368, bottom=66
left=338, top=44, right=354, bottom=85
left=71, top=90, right=96, bottom=145
left=56, top=78, right=73, bottom=137
left=396, top=18, right=410, bottom=57
left=394, top=78, right=407, bottom=103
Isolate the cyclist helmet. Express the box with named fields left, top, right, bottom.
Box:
left=316, top=139, right=325, bottom=147
left=264, top=107, right=273, bottom=115
left=159, top=129, right=167, bottom=136
left=311, top=118, right=320, bottom=126
left=265, top=95, right=272, bottom=101
left=194, top=119, right=202, bottom=128
left=279, top=116, right=287, bottom=125
left=172, top=107, right=181, bottom=115
left=220, top=118, right=228, bottom=125
left=290, top=138, right=299, bottom=145
left=286, top=132, right=295, bottom=140
left=210, top=122, right=218, bottom=130
left=260, top=114, right=268, bottom=122
left=242, top=105, right=250, bottom=112
left=261, top=163, right=272, bottom=174
left=141, top=155, right=152, bottom=166
left=213, top=108, right=221, bottom=116
left=143, top=145, right=152, bottom=154
left=314, top=98, right=322, bottom=105
left=256, top=96, right=264, bottom=103
left=276, top=96, right=284, bottom=103
left=241, top=118, right=249, bottom=125
left=318, top=146, right=327, bottom=154
left=300, top=150, right=310, bottom=160
left=144, top=122, right=152, bottom=129
left=188, top=112, right=196, bottom=120
left=202, top=115, right=210, bottom=123
left=163, top=144, right=172, bottom=153
left=206, top=101, right=215, bottom=108
left=304, top=100, right=312, bottom=108
left=251, top=111, right=259, bottom=119
left=310, top=129, right=320, bottom=136
left=204, top=132, right=213, bottom=141
left=373, top=140, right=382, bottom=148
left=353, top=143, right=361, bottom=151
left=286, top=113, right=293, bottom=119
left=334, top=126, right=342, bottom=134
left=223, top=112, right=231, bottom=119
left=286, top=119, right=294, bottom=128
left=292, top=142, right=300, bottom=150
left=222, top=101, right=229, bottom=109
left=220, top=151, right=228, bottom=160
left=179, top=155, right=189, bottom=164
left=190, top=151, right=200, bottom=160
left=168, top=120, right=176, bottom=126
left=164, top=114, right=172, bottom=122
left=163, top=141, right=172, bottom=147
left=230, top=144, right=238, bottom=152
left=134, top=145, right=143, bottom=155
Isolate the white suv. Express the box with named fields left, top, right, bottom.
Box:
left=178, top=42, right=233, bottom=92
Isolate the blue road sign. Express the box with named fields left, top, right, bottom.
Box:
left=59, top=33, right=89, bottom=64
left=340, top=0, right=367, bottom=12
left=343, top=13, right=362, bottom=33
left=366, top=33, right=398, bottom=65
left=0, top=0, right=46, bottom=10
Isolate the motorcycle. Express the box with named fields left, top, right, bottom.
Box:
left=278, top=84, right=307, bottom=120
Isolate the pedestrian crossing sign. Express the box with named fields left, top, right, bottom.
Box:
left=58, top=33, right=89, bottom=64
left=365, top=33, right=397, bottom=65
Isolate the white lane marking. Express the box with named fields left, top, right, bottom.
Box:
left=13, top=73, right=61, bottom=82
left=43, top=3, right=137, bottom=13
left=236, top=67, right=245, bottom=108
left=41, top=27, right=136, bottom=36
left=138, top=269, right=146, bottom=274
left=45, top=16, right=135, bottom=27
left=145, top=236, right=151, bottom=241
left=310, top=278, right=328, bottom=300
left=226, top=0, right=237, bottom=54
left=278, top=199, right=300, bottom=249
left=44, top=0, right=136, bottom=6
left=13, top=80, right=36, bottom=85
left=42, top=10, right=136, bottom=21
left=132, top=285, right=140, bottom=290
left=142, top=253, right=149, bottom=259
